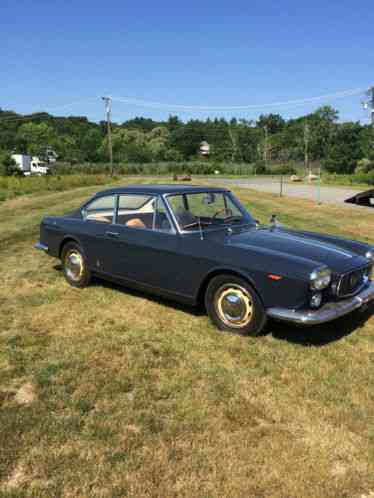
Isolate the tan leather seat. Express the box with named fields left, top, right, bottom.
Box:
left=126, top=218, right=146, bottom=229
left=87, top=214, right=111, bottom=223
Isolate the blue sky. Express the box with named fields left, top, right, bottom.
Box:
left=0, top=0, right=373, bottom=123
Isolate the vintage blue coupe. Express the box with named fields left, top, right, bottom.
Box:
left=35, top=185, right=374, bottom=336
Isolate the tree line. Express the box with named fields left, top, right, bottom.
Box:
left=0, top=106, right=373, bottom=175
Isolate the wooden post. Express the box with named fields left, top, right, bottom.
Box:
left=102, top=97, right=113, bottom=176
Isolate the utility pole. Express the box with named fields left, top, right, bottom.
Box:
left=263, top=125, right=269, bottom=168
left=304, top=123, right=310, bottom=176
left=102, top=96, right=113, bottom=176
left=370, top=87, right=374, bottom=157
left=363, top=86, right=374, bottom=148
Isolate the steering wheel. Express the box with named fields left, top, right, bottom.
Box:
left=212, top=208, right=233, bottom=220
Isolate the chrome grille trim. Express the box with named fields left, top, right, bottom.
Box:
left=336, top=265, right=371, bottom=298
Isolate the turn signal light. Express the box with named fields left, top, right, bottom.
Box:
left=268, top=274, right=282, bottom=281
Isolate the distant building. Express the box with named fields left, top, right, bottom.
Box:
left=43, top=148, right=59, bottom=163
left=199, top=141, right=210, bottom=156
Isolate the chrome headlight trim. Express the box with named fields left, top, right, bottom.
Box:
left=365, top=250, right=374, bottom=263
left=310, top=267, right=332, bottom=291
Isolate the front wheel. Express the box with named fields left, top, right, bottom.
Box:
left=205, top=275, right=267, bottom=336
left=61, top=242, right=91, bottom=288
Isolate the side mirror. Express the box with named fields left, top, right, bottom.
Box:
left=81, top=208, right=87, bottom=220
left=269, top=214, right=281, bottom=227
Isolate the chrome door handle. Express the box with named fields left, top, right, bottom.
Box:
left=106, top=231, right=119, bottom=238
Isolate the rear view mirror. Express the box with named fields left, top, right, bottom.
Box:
left=202, top=193, right=216, bottom=205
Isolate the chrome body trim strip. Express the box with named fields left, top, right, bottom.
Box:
left=267, top=282, right=374, bottom=325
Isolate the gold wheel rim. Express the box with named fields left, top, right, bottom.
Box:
left=65, top=250, right=84, bottom=282
left=215, top=284, right=253, bottom=328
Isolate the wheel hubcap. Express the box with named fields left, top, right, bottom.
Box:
left=65, top=250, right=84, bottom=281
left=215, top=285, right=253, bottom=327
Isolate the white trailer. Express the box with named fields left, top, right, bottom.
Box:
left=12, top=154, right=31, bottom=174
left=30, top=157, right=49, bottom=175
left=11, top=154, right=50, bottom=176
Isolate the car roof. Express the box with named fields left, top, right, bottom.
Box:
left=94, top=184, right=230, bottom=197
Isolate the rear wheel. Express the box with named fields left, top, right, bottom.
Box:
left=61, top=242, right=91, bottom=288
left=205, top=275, right=267, bottom=336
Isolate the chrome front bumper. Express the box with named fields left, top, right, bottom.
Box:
left=267, top=282, right=374, bottom=325
left=34, top=242, right=48, bottom=252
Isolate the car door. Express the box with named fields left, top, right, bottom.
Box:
left=77, top=193, right=118, bottom=273
left=107, top=194, right=186, bottom=295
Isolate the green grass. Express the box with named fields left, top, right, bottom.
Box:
left=0, top=179, right=374, bottom=497
left=0, top=174, right=119, bottom=203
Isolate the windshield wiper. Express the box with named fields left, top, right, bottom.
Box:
left=223, top=216, right=244, bottom=224
left=182, top=220, right=212, bottom=230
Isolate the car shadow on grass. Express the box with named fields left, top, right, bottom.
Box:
left=97, top=277, right=206, bottom=317
left=53, top=264, right=373, bottom=345
left=53, top=265, right=205, bottom=318
left=267, top=302, right=374, bottom=347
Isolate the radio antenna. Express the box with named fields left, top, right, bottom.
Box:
left=198, top=217, right=204, bottom=240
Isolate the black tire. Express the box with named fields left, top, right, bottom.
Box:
left=61, top=241, right=91, bottom=288
left=205, top=274, right=267, bottom=336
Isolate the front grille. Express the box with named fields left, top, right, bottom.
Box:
left=337, top=266, right=370, bottom=298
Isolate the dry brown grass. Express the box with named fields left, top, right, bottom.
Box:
left=0, top=178, right=374, bottom=498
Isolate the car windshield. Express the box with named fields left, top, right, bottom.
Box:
left=167, top=192, right=253, bottom=231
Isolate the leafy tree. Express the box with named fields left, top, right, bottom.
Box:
left=17, top=122, right=56, bottom=156
left=323, top=122, right=363, bottom=174
left=0, top=154, right=21, bottom=176
left=80, top=129, right=103, bottom=162
left=257, top=114, right=285, bottom=134
left=308, top=106, right=339, bottom=160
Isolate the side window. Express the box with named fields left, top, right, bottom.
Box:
left=116, top=194, right=155, bottom=230
left=84, top=195, right=116, bottom=223
left=154, top=197, right=173, bottom=232
left=115, top=194, right=173, bottom=232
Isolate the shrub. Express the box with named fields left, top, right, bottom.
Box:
left=323, top=172, right=374, bottom=186
left=254, top=160, right=267, bottom=174
left=271, top=164, right=297, bottom=175
left=355, top=158, right=374, bottom=174
left=0, top=154, right=22, bottom=176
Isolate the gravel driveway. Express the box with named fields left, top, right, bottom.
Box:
left=205, top=177, right=369, bottom=207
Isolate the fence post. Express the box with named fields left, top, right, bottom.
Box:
left=316, top=167, right=321, bottom=205
left=280, top=175, right=283, bottom=197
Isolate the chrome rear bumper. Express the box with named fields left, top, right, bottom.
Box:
left=267, top=282, right=374, bottom=325
left=34, top=242, right=48, bottom=252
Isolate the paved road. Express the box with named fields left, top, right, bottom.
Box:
left=205, top=177, right=367, bottom=207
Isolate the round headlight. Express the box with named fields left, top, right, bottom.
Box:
left=365, top=250, right=374, bottom=263
left=310, top=267, right=332, bottom=291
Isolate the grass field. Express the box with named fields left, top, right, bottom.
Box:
left=1, top=179, right=374, bottom=498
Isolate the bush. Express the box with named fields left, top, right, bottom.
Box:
left=355, top=158, right=374, bottom=174
left=271, top=164, right=297, bottom=175
left=323, top=172, right=374, bottom=186
left=323, top=154, right=357, bottom=174
left=351, top=171, right=374, bottom=185
left=254, top=160, right=267, bottom=174
left=0, top=154, right=22, bottom=176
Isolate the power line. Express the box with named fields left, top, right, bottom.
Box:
left=0, top=86, right=370, bottom=126
left=110, top=87, right=367, bottom=112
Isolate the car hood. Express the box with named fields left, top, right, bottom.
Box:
left=227, top=226, right=368, bottom=274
